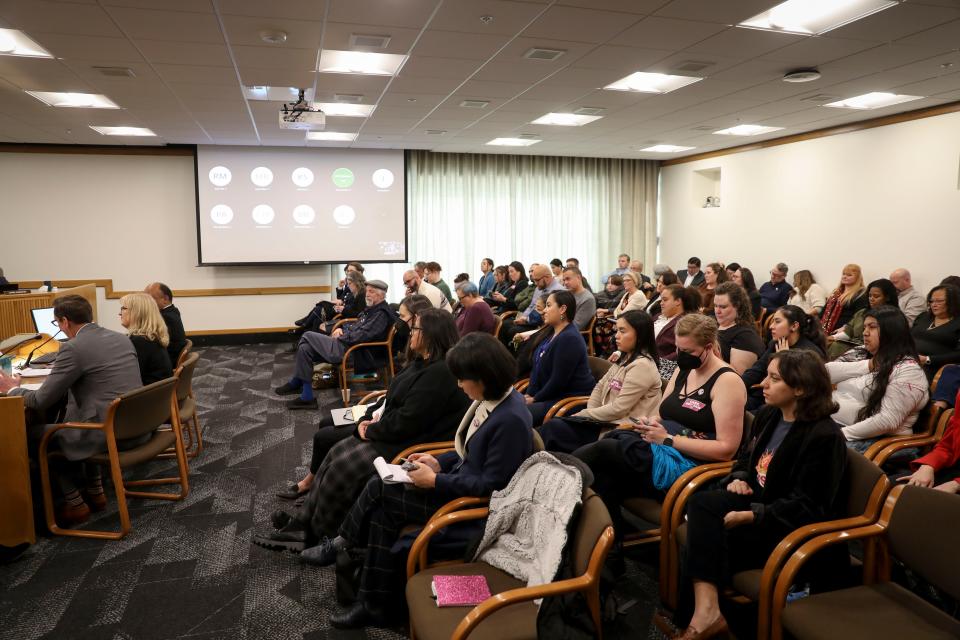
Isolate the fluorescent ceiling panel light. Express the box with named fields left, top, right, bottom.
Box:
left=306, top=131, right=357, bottom=141
left=244, top=86, right=314, bottom=102
left=823, top=92, right=923, bottom=109
left=713, top=124, right=784, bottom=136
left=604, top=72, right=703, bottom=94
left=317, top=50, right=407, bottom=76
left=313, top=102, right=375, bottom=117
left=739, top=0, right=898, bottom=36
left=641, top=144, right=695, bottom=152
left=0, top=29, right=53, bottom=58
left=26, top=91, right=119, bottom=108
left=531, top=112, right=602, bottom=126
left=486, top=138, right=542, bottom=147
left=89, top=126, right=155, bottom=136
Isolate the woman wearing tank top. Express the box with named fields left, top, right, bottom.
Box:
left=574, top=314, right=746, bottom=537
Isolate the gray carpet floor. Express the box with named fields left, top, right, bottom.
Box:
left=0, top=344, right=667, bottom=640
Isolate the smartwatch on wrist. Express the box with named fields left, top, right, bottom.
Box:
left=662, top=436, right=674, bottom=448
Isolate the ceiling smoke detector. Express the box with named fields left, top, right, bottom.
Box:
left=259, top=30, right=288, bottom=44
left=783, top=68, right=821, bottom=83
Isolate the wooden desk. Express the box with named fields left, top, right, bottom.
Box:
left=0, top=396, right=35, bottom=546
left=0, top=283, right=98, bottom=337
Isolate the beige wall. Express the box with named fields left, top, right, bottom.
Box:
left=0, top=152, right=332, bottom=333
left=659, top=110, right=960, bottom=298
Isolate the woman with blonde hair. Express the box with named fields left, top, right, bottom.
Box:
left=820, top=264, right=867, bottom=334
left=119, top=292, right=173, bottom=385
left=787, top=269, right=827, bottom=316
left=594, top=271, right=647, bottom=355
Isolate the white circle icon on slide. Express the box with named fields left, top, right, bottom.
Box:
left=252, top=204, right=275, bottom=225
left=209, top=166, right=231, bottom=187
left=291, top=167, right=314, bottom=188
left=250, top=166, right=274, bottom=187
left=210, top=204, right=233, bottom=225
left=333, top=205, right=356, bottom=226
left=372, top=168, right=395, bottom=189
left=293, top=205, right=316, bottom=225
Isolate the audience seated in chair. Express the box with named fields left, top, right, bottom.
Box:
left=654, top=283, right=698, bottom=362
left=602, top=253, right=631, bottom=284
left=911, top=283, right=960, bottom=382
left=566, top=256, right=593, bottom=291
left=561, top=266, right=597, bottom=330
left=0, top=295, right=142, bottom=525
left=595, top=274, right=625, bottom=311
left=274, top=295, right=434, bottom=502
left=296, top=333, right=534, bottom=629
left=828, top=306, right=929, bottom=453
left=296, top=269, right=367, bottom=336
left=827, top=278, right=898, bottom=360
left=145, top=281, right=188, bottom=366
left=453, top=281, right=496, bottom=337
left=574, top=314, right=746, bottom=540
left=499, top=264, right=563, bottom=347
left=402, top=268, right=451, bottom=312
left=732, top=267, right=762, bottom=318
left=698, top=262, right=728, bottom=313
left=594, top=271, right=647, bottom=356
left=522, top=290, right=596, bottom=425
left=888, top=267, right=926, bottom=324
left=787, top=269, right=827, bottom=317
left=759, top=262, right=792, bottom=314
left=713, top=281, right=765, bottom=375
left=423, top=261, right=455, bottom=306
left=255, top=308, right=469, bottom=555
left=275, top=280, right=397, bottom=410
left=488, top=260, right=528, bottom=312
left=901, top=390, right=960, bottom=494
left=743, top=305, right=827, bottom=410
left=644, top=270, right=680, bottom=317
left=538, top=310, right=662, bottom=452
left=678, top=256, right=706, bottom=288
left=477, top=257, right=495, bottom=298
left=668, top=350, right=847, bottom=640
left=820, top=263, right=868, bottom=334
left=483, top=264, right=511, bottom=311
left=119, top=292, right=173, bottom=386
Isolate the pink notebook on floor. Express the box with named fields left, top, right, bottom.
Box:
left=431, top=575, right=492, bottom=607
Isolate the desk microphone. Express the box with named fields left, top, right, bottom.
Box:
left=23, top=330, right=62, bottom=368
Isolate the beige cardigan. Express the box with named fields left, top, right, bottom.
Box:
left=575, top=355, right=662, bottom=422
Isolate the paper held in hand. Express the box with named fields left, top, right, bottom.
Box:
left=373, top=456, right=413, bottom=484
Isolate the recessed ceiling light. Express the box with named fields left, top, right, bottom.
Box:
left=0, top=29, right=53, bottom=58
left=317, top=50, right=407, bottom=76
left=641, top=144, right=695, bottom=152
left=739, top=0, right=897, bottom=36
left=531, top=112, right=602, bottom=126
left=487, top=138, right=542, bottom=147
left=306, top=131, right=357, bottom=141
left=823, top=92, right=923, bottom=109
left=26, top=91, right=119, bottom=108
left=243, top=86, right=314, bottom=102
left=604, top=72, right=702, bottom=94
left=713, top=124, right=784, bottom=136
left=314, top=103, right=375, bottom=117
left=89, top=126, right=156, bottom=136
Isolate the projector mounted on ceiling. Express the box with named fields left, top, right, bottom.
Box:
left=279, top=88, right=326, bottom=131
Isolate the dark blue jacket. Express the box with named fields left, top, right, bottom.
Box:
left=435, top=390, right=533, bottom=498
left=527, top=323, right=595, bottom=402
left=759, top=281, right=792, bottom=312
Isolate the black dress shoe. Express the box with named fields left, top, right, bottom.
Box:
left=251, top=521, right=307, bottom=552
left=270, top=510, right=293, bottom=530
left=274, top=382, right=300, bottom=396
left=300, top=537, right=343, bottom=567
left=330, top=601, right=389, bottom=629
left=276, top=483, right=309, bottom=500
left=286, top=398, right=318, bottom=410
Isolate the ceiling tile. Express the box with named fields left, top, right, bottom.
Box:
left=654, top=0, right=778, bottom=25
left=429, top=0, right=550, bottom=35
left=413, top=29, right=513, bottom=60
left=685, top=27, right=805, bottom=60
left=154, top=64, right=239, bottom=85
left=896, top=17, right=960, bottom=50
left=400, top=56, right=480, bottom=80
left=32, top=34, right=144, bottom=62
left=327, top=0, right=439, bottom=29
left=238, top=67, right=315, bottom=88
left=105, top=7, right=225, bottom=43
left=231, top=45, right=316, bottom=69
left=218, top=0, right=326, bottom=21
left=220, top=15, right=323, bottom=49
left=571, top=45, right=673, bottom=74
left=611, top=16, right=726, bottom=50
left=0, top=1, right=122, bottom=37
left=456, top=79, right=532, bottom=98
left=760, top=36, right=880, bottom=68
left=102, top=0, right=213, bottom=12
left=321, top=22, right=421, bottom=55
left=828, top=3, right=960, bottom=43
left=522, top=6, right=643, bottom=43
left=557, top=0, right=663, bottom=14
left=471, top=60, right=563, bottom=84
left=135, top=39, right=233, bottom=66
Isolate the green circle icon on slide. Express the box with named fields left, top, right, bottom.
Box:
left=332, top=167, right=354, bottom=188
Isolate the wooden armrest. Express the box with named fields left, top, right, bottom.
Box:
left=358, top=390, right=387, bottom=405
left=392, top=441, right=455, bottom=464
left=49, top=421, right=105, bottom=431
left=514, top=378, right=529, bottom=392
left=544, top=396, right=590, bottom=422
left=931, top=365, right=946, bottom=392
left=429, top=497, right=490, bottom=524
left=863, top=434, right=919, bottom=460
left=451, top=527, right=614, bottom=640
left=407, top=507, right=490, bottom=578
left=499, top=311, right=518, bottom=320
left=872, top=436, right=937, bottom=466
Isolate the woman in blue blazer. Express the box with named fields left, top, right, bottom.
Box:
left=301, top=333, right=534, bottom=629
left=524, top=290, right=596, bottom=425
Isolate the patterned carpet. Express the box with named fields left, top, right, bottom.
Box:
left=0, top=344, right=664, bottom=640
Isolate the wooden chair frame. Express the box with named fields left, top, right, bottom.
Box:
left=581, top=315, right=597, bottom=356
left=331, top=321, right=398, bottom=400
left=768, top=484, right=905, bottom=640
left=871, top=407, right=952, bottom=468
left=159, top=352, right=203, bottom=460
left=36, top=377, right=190, bottom=540
left=492, top=315, right=504, bottom=340
left=406, top=505, right=615, bottom=640
left=543, top=396, right=590, bottom=422
left=175, top=338, right=193, bottom=368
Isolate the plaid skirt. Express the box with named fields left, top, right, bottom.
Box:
left=298, top=436, right=379, bottom=538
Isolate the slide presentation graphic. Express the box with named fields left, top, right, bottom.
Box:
left=196, top=146, right=406, bottom=264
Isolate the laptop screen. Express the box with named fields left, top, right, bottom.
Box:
left=31, top=307, right=69, bottom=341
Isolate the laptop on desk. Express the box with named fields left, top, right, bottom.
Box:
left=31, top=307, right=69, bottom=342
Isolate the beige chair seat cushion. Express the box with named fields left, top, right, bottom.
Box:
left=622, top=497, right=661, bottom=524
left=406, top=562, right=538, bottom=640
left=178, top=396, right=195, bottom=421
left=87, top=430, right=176, bottom=468
left=730, top=569, right=762, bottom=601
left=783, top=582, right=960, bottom=639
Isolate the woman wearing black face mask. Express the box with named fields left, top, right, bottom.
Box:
left=574, top=314, right=747, bottom=539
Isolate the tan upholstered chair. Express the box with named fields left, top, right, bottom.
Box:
left=175, top=338, right=193, bottom=368
left=581, top=316, right=597, bottom=356
left=772, top=484, right=960, bottom=640
left=37, top=376, right=190, bottom=540
left=405, top=489, right=615, bottom=640
left=329, top=320, right=398, bottom=399
left=587, top=355, right=612, bottom=382
left=173, top=351, right=203, bottom=458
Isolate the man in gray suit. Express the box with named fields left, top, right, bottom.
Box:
left=0, top=295, right=142, bottom=523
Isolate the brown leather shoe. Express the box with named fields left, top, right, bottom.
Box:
left=672, top=616, right=730, bottom=640
left=83, top=491, right=108, bottom=512
left=57, top=501, right=91, bottom=526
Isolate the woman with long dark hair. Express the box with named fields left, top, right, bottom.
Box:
left=668, top=350, right=846, bottom=639
left=743, top=304, right=827, bottom=410
left=827, top=278, right=899, bottom=360
left=484, top=265, right=511, bottom=311
left=488, top=260, right=528, bottom=311
left=537, top=310, right=662, bottom=452
left=911, top=284, right=960, bottom=381
left=828, top=305, right=929, bottom=452
left=524, top=289, right=595, bottom=425
left=645, top=270, right=680, bottom=317
left=698, top=262, right=729, bottom=313
left=713, top=281, right=765, bottom=375
left=654, top=284, right=699, bottom=361
left=731, top=267, right=762, bottom=318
